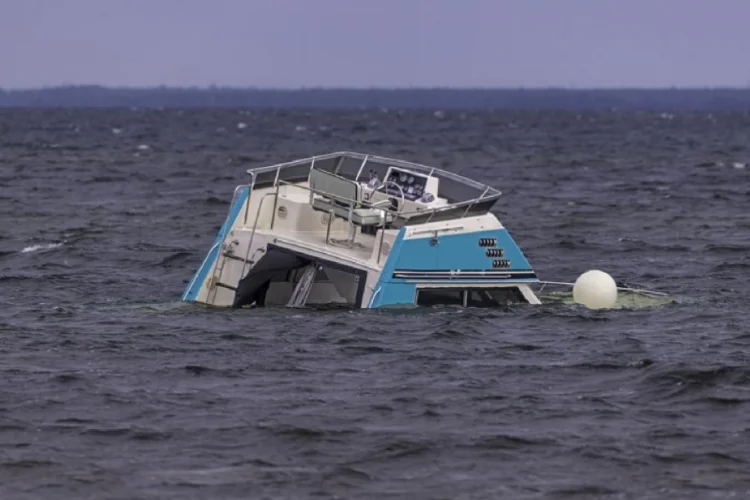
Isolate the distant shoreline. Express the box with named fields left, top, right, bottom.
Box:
left=1, top=85, right=748, bottom=109
left=4, top=84, right=748, bottom=91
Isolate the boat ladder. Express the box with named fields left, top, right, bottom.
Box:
left=287, top=263, right=319, bottom=308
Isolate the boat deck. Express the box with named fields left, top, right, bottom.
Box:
left=249, top=227, right=392, bottom=271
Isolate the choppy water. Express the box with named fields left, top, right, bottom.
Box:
left=1, top=108, right=749, bottom=499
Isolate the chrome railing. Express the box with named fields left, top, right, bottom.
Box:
left=239, top=191, right=277, bottom=280
left=245, top=151, right=501, bottom=200
left=276, top=178, right=397, bottom=237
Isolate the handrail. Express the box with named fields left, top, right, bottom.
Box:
left=246, top=151, right=500, bottom=196
left=277, top=177, right=404, bottom=221
left=279, top=178, right=361, bottom=240
left=276, top=171, right=498, bottom=230
left=402, top=194, right=499, bottom=221
left=376, top=209, right=388, bottom=264
left=240, top=191, right=278, bottom=279
left=182, top=238, right=222, bottom=300
left=277, top=177, right=394, bottom=251
left=269, top=184, right=281, bottom=229
left=353, top=154, right=369, bottom=182
left=243, top=172, right=256, bottom=225
left=276, top=178, right=361, bottom=210
left=409, top=224, right=465, bottom=236
left=536, top=280, right=669, bottom=297
left=202, top=184, right=245, bottom=303
left=367, top=285, right=381, bottom=308
left=256, top=154, right=500, bottom=220
left=459, top=185, right=490, bottom=221
left=207, top=184, right=254, bottom=304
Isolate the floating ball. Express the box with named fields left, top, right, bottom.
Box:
left=573, top=270, right=618, bottom=309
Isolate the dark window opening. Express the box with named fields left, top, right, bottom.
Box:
left=287, top=267, right=329, bottom=283
left=467, top=287, right=526, bottom=307
left=416, top=287, right=528, bottom=308
left=416, top=288, right=464, bottom=306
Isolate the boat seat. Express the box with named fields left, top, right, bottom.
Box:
left=309, top=168, right=392, bottom=226
left=312, top=198, right=391, bottom=226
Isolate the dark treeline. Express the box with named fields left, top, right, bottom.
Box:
left=0, top=86, right=749, bottom=110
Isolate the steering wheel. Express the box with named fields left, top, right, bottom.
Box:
left=374, top=180, right=406, bottom=215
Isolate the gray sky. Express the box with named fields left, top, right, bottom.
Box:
left=1, top=0, right=748, bottom=89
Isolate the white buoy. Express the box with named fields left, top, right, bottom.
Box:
left=573, top=270, right=618, bottom=309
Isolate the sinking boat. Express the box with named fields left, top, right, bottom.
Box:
left=180, top=151, right=666, bottom=310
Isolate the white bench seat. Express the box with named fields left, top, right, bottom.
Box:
left=308, top=168, right=392, bottom=226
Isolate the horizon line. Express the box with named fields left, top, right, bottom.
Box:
left=2, top=84, right=749, bottom=92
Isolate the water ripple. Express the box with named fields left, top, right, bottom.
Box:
left=0, top=109, right=749, bottom=499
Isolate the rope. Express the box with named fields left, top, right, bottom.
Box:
left=535, top=280, right=669, bottom=297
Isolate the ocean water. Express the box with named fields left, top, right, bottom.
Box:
left=1, top=108, right=749, bottom=499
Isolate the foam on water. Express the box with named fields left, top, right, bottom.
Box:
left=20, top=242, right=64, bottom=253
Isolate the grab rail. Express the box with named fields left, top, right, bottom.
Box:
left=247, top=151, right=496, bottom=194
left=458, top=185, right=490, bottom=221
left=276, top=178, right=396, bottom=245
left=367, top=285, right=381, bottom=308
left=197, top=184, right=245, bottom=303
left=277, top=176, right=404, bottom=218
left=245, top=152, right=502, bottom=214
left=242, top=171, right=256, bottom=225
left=272, top=163, right=498, bottom=225
left=240, top=191, right=278, bottom=279
left=182, top=238, right=222, bottom=300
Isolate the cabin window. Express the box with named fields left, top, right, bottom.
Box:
left=416, top=287, right=528, bottom=307
left=416, top=288, right=464, bottom=306
left=466, top=287, right=526, bottom=307
left=288, top=267, right=329, bottom=282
